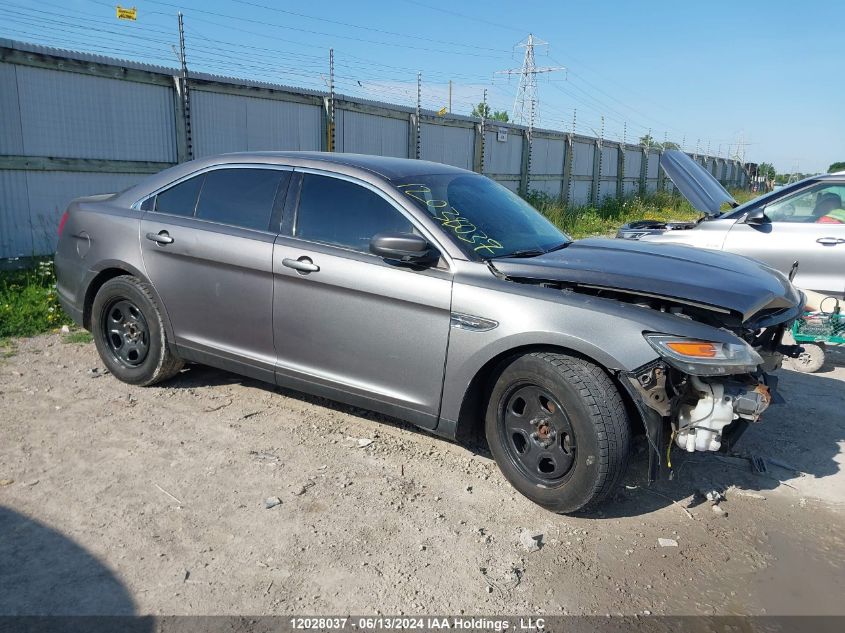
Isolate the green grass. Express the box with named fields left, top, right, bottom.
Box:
left=62, top=330, right=93, bottom=344
left=0, top=259, right=70, bottom=338
left=527, top=190, right=700, bottom=239
left=527, top=189, right=755, bottom=240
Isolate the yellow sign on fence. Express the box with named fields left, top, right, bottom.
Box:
left=437, top=107, right=447, bottom=116
left=116, top=5, right=137, bottom=21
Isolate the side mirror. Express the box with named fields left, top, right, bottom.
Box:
left=744, top=208, right=770, bottom=226
left=370, top=232, right=436, bottom=265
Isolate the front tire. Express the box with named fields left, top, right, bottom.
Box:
left=485, top=351, right=630, bottom=513
left=91, top=275, right=183, bottom=386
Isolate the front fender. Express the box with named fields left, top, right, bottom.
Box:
left=437, top=274, right=744, bottom=431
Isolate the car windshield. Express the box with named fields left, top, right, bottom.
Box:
left=392, top=173, right=570, bottom=259
left=719, top=179, right=815, bottom=220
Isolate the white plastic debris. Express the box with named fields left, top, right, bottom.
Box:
left=519, top=530, right=544, bottom=552
left=264, top=496, right=282, bottom=509
left=658, top=538, right=678, bottom=547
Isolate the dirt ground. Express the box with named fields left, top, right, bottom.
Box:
left=1, top=334, right=843, bottom=616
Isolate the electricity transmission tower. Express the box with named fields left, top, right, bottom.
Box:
left=497, top=34, right=565, bottom=126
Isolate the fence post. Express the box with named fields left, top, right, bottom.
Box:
left=519, top=131, right=530, bottom=197
left=616, top=142, right=625, bottom=199
left=657, top=149, right=666, bottom=192
left=408, top=113, right=416, bottom=159
left=472, top=123, right=484, bottom=174
left=172, top=76, right=189, bottom=163
left=560, top=133, right=573, bottom=203
left=320, top=97, right=330, bottom=152
left=639, top=147, right=648, bottom=197
left=591, top=138, right=601, bottom=205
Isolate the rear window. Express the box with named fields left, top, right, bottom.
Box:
left=154, top=175, right=204, bottom=217
left=195, top=168, right=287, bottom=231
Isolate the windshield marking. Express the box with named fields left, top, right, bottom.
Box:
left=398, top=184, right=505, bottom=255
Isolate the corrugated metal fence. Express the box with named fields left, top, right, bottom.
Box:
left=0, top=39, right=747, bottom=260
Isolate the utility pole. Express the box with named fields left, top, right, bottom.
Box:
left=448, top=80, right=452, bottom=113
left=328, top=48, right=335, bottom=152
left=571, top=108, right=577, bottom=134
left=177, top=12, right=193, bottom=160
left=415, top=71, right=421, bottom=159
left=496, top=34, right=564, bottom=126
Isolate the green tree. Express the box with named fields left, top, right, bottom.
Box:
left=639, top=134, right=655, bottom=148
left=758, top=162, right=777, bottom=181
left=471, top=102, right=508, bottom=122
left=828, top=161, right=845, bottom=173
left=639, top=135, right=679, bottom=151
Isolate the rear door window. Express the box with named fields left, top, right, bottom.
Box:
left=154, top=175, right=204, bottom=217
left=195, top=168, right=287, bottom=231
left=295, top=174, right=414, bottom=252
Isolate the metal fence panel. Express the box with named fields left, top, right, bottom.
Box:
left=600, top=146, right=617, bottom=177
left=0, top=63, right=23, bottom=155
left=25, top=171, right=147, bottom=256
left=530, top=137, right=565, bottom=175
left=497, top=179, right=520, bottom=193
left=571, top=180, right=592, bottom=205
left=598, top=180, right=617, bottom=200
left=572, top=141, right=594, bottom=176
left=420, top=122, right=473, bottom=170
left=14, top=65, right=177, bottom=162
left=483, top=128, right=522, bottom=176
left=529, top=180, right=561, bottom=197
left=623, top=149, right=641, bottom=177
left=0, top=171, right=32, bottom=258
left=336, top=109, right=408, bottom=158
left=192, top=90, right=321, bottom=157
left=646, top=151, right=660, bottom=179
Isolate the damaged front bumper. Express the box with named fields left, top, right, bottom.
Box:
left=620, top=323, right=798, bottom=483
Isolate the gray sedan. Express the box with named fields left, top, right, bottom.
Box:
left=55, top=152, right=802, bottom=513
left=617, top=151, right=845, bottom=299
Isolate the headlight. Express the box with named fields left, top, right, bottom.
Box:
left=644, top=333, right=763, bottom=376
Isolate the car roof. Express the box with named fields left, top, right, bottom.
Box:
left=113, top=152, right=473, bottom=206
left=217, top=151, right=469, bottom=180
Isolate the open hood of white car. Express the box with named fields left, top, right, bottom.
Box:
left=661, top=150, right=737, bottom=215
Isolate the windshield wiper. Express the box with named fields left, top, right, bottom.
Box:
left=543, top=241, right=571, bottom=254
left=494, top=242, right=572, bottom=259
left=497, top=249, right=546, bottom=258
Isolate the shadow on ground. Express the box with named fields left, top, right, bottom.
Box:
left=0, top=507, right=143, bottom=620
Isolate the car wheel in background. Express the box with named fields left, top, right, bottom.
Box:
left=485, top=351, right=630, bottom=514
left=789, top=342, right=826, bottom=374
left=91, top=275, right=184, bottom=386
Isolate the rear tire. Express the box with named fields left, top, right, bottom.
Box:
left=91, top=275, right=183, bottom=386
left=484, top=351, right=630, bottom=514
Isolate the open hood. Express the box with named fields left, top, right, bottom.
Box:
left=492, top=238, right=802, bottom=325
left=661, top=150, right=737, bottom=215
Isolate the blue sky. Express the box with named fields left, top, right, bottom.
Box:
left=1, top=0, right=841, bottom=172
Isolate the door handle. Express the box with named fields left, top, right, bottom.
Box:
left=282, top=257, right=320, bottom=273
left=816, top=237, right=845, bottom=246
left=146, top=231, right=174, bottom=245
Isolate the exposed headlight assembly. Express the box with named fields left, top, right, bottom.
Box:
left=644, top=333, right=763, bottom=376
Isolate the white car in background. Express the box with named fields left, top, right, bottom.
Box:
left=617, top=151, right=845, bottom=299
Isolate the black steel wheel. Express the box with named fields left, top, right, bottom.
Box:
left=485, top=351, right=630, bottom=514
left=499, top=384, right=577, bottom=485
left=101, top=298, right=150, bottom=367
left=91, top=275, right=183, bottom=386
